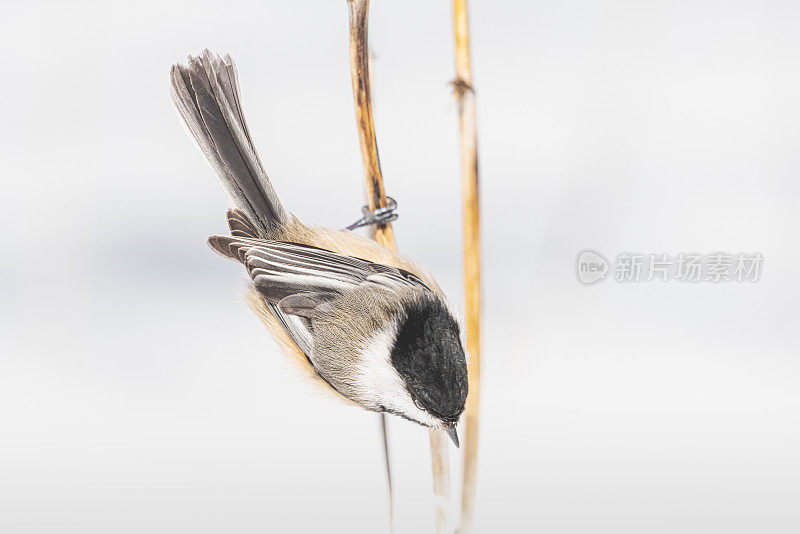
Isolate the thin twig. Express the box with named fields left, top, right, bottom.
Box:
left=378, top=410, right=394, bottom=531
left=345, top=3, right=396, bottom=530
left=345, top=1, right=451, bottom=532
left=451, top=1, right=482, bottom=533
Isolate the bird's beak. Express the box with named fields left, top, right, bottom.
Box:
left=443, top=426, right=460, bottom=448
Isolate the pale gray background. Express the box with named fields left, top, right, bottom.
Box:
left=2, top=1, right=799, bottom=532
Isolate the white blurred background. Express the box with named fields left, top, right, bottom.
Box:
left=2, top=1, right=800, bottom=532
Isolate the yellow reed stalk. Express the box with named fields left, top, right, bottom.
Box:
left=345, top=1, right=451, bottom=532
left=451, top=0, right=481, bottom=532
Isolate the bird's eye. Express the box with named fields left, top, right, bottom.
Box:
left=413, top=398, right=425, bottom=411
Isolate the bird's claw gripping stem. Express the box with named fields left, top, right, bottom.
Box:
left=345, top=197, right=398, bottom=230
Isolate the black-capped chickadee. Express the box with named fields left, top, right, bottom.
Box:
left=170, top=51, right=467, bottom=446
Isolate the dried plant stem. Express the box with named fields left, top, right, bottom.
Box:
left=345, top=3, right=396, bottom=530
left=378, top=410, right=394, bottom=531
left=451, top=0, right=481, bottom=533
left=429, top=427, right=451, bottom=532
left=346, top=0, right=395, bottom=249
left=345, top=1, right=451, bottom=532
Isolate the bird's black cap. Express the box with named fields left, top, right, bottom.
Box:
left=390, top=296, right=468, bottom=424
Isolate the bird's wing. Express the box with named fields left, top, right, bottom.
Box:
left=208, top=236, right=432, bottom=392
left=208, top=235, right=430, bottom=311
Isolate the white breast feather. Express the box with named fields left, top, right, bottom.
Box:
left=354, top=320, right=440, bottom=428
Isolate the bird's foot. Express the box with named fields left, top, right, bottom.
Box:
left=345, top=197, right=398, bottom=230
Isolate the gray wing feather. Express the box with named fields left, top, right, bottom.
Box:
left=208, top=233, right=316, bottom=355
left=170, top=50, right=290, bottom=236
left=278, top=293, right=338, bottom=320
left=243, top=241, right=429, bottom=296
left=226, top=209, right=259, bottom=238
left=268, top=302, right=314, bottom=356
left=208, top=235, right=429, bottom=300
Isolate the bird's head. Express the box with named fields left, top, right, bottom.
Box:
left=353, top=293, right=468, bottom=446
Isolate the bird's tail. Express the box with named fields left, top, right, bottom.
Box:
left=170, top=50, right=290, bottom=237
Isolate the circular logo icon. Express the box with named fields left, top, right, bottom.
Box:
left=576, top=249, right=609, bottom=285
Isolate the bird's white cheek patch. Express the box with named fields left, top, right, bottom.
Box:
left=355, top=322, right=439, bottom=428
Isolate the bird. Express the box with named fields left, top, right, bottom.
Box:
left=169, top=50, right=467, bottom=446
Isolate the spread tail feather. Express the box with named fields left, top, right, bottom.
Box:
left=170, top=50, right=290, bottom=236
